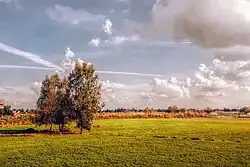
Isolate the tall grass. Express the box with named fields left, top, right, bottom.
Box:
left=95, top=110, right=208, bottom=119
left=0, top=114, right=34, bottom=127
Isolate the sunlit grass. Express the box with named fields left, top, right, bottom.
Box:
left=0, top=118, right=250, bottom=167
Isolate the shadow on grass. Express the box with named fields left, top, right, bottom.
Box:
left=153, top=135, right=167, bottom=139
left=0, top=128, right=76, bottom=136
left=0, top=128, right=38, bottom=134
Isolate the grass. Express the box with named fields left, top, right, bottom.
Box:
left=0, top=118, right=250, bottom=167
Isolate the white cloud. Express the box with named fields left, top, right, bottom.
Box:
left=150, top=77, right=190, bottom=99
left=46, top=4, right=105, bottom=25
left=89, top=38, right=101, bottom=47
left=151, top=0, right=250, bottom=48
left=89, top=19, right=141, bottom=47
left=104, top=35, right=139, bottom=45
left=102, top=19, right=113, bottom=35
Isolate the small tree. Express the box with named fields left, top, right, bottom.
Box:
left=0, top=105, right=12, bottom=116
left=144, top=107, right=155, bottom=113
left=4, top=105, right=12, bottom=116
left=168, top=105, right=179, bottom=113
left=204, top=107, right=213, bottom=113
left=68, top=61, right=102, bottom=134
left=240, top=106, right=250, bottom=114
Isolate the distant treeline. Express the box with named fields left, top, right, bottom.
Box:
left=0, top=105, right=249, bottom=118
left=100, top=106, right=244, bottom=113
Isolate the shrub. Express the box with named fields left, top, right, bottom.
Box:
left=240, top=106, right=250, bottom=114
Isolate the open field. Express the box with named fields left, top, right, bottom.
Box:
left=0, top=118, right=250, bottom=167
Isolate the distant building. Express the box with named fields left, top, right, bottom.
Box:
left=0, top=99, right=5, bottom=110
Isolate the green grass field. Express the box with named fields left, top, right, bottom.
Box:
left=0, top=118, right=250, bottom=167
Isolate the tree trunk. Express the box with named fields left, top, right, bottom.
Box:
left=80, top=128, right=83, bottom=134
left=61, top=123, right=64, bottom=133
left=61, top=116, right=65, bottom=133
left=58, top=124, right=61, bottom=133
left=49, top=123, right=53, bottom=131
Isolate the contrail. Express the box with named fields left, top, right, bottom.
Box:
left=0, top=42, right=62, bottom=69
left=0, top=65, right=57, bottom=70
left=0, top=65, right=163, bottom=77
left=96, top=70, right=163, bottom=77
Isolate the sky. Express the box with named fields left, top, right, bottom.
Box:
left=1, top=0, right=250, bottom=109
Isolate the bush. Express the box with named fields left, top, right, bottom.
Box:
left=240, top=106, right=250, bottom=114
left=144, top=107, right=156, bottom=113
left=168, top=105, right=179, bottom=113
left=0, top=114, right=34, bottom=127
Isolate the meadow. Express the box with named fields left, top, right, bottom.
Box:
left=0, top=118, right=250, bottom=167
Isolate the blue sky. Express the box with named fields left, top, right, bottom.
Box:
left=1, top=0, right=250, bottom=109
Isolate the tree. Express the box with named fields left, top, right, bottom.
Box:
left=0, top=105, right=12, bottom=116
left=240, top=106, right=250, bottom=114
left=54, top=77, right=72, bottom=132
left=168, top=105, right=179, bottom=113
left=4, top=105, right=12, bottom=116
left=144, top=107, right=155, bottom=113
left=36, top=74, right=61, bottom=130
left=68, top=61, right=102, bottom=134
left=36, top=75, right=50, bottom=128
left=47, top=73, right=61, bottom=130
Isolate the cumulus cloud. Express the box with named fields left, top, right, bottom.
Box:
left=47, top=4, right=105, bottom=25
left=151, top=0, right=250, bottom=48
left=149, top=77, right=190, bottom=99
left=144, top=0, right=250, bottom=107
